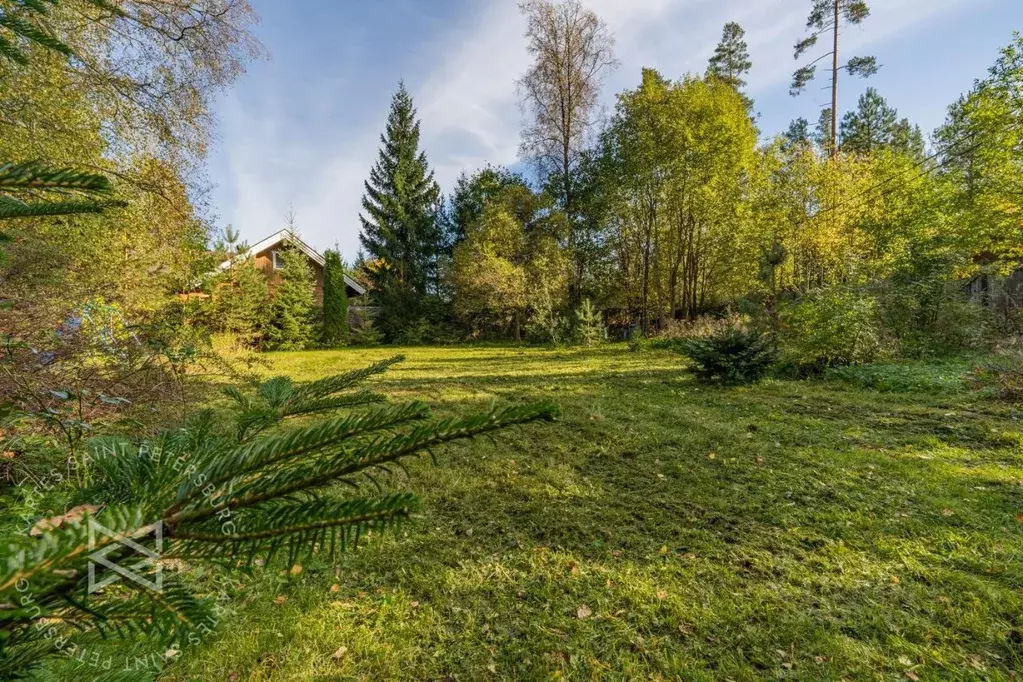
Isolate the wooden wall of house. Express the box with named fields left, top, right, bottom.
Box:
left=253, top=248, right=324, bottom=305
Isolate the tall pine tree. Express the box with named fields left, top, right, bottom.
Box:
left=359, top=83, right=442, bottom=341
left=790, top=1, right=878, bottom=157
left=707, top=22, right=752, bottom=93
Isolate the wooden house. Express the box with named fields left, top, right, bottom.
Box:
left=218, top=230, right=365, bottom=305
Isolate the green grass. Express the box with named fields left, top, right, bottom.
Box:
left=167, top=345, right=1023, bottom=681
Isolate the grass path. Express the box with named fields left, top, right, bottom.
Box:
left=171, top=345, right=1023, bottom=680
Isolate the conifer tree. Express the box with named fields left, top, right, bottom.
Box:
left=891, top=118, right=926, bottom=158
left=215, top=255, right=269, bottom=344
left=322, top=248, right=349, bottom=346
left=263, top=244, right=315, bottom=351
left=707, top=22, right=753, bottom=94
left=839, top=87, right=896, bottom=154
left=840, top=88, right=925, bottom=157
left=573, top=298, right=604, bottom=346
left=359, top=83, right=443, bottom=341
left=790, top=1, right=878, bottom=157
left=815, top=108, right=835, bottom=156
left=785, top=118, right=812, bottom=148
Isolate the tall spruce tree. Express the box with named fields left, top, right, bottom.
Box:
left=359, top=83, right=442, bottom=341
left=790, top=0, right=878, bottom=157
left=322, top=248, right=349, bottom=346
left=707, top=22, right=752, bottom=93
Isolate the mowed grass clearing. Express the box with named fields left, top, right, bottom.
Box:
left=170, top=345, right=1023, bottom=681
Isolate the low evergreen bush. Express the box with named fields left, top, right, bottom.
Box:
left=573, top=299, right=604, bottom=347
left=677, top=327, right=777, bottom=385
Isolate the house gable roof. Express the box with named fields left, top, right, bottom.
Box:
left=219, top=230, right=366, bottom=296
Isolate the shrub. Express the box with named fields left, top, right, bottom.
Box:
left=877, top=278, right=993, bottom=357
left=627, top=326, right=648, bottom=353
left=677, top=327, right=777, bottom=385
left=0, top=302, right=205, bottom=466
left=779, top=288, right=882, bottom=374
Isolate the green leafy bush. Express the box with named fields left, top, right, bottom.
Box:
left=877, top=276, right=992, bottom=357
left=677, top=327, right=777, bottom=385
left=779, top=288, right=882, bottom=374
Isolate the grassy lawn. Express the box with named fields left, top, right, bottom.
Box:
left=169, top=345, right=1023, bottom=680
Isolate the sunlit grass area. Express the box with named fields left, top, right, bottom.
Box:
left=169, top=345, right=1023, bottom=680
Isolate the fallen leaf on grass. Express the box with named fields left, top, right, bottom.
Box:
left=290, top=564, right=303, bottom=575
left=577, top=605, right=592, bottom=619
left=274, top=595, right=288, bottom=605
left=329, top=584, right=340, bottom=593
left=941, top=508, right=953, bottom=516
left=905, top=672, right=920, bottom=681
left=331, top=646, right=347, bottom=661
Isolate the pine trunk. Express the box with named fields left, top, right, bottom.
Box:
left=831, top=0, right=840, bottom=158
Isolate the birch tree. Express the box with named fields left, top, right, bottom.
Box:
left=517, top=0, right=617, bottom=294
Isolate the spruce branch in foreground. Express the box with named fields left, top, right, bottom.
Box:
left=0, top=358, right=558, bottom=679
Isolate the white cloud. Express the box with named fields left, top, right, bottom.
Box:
left=218, top=0, right=978, bottom=258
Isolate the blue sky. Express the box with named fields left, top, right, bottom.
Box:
left=207, top=0, right=1023, bottom=259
